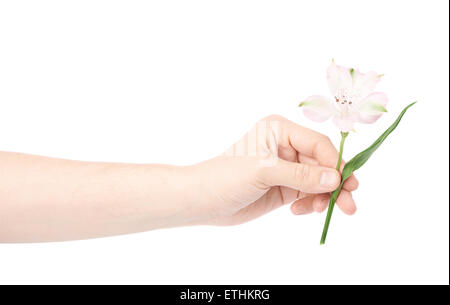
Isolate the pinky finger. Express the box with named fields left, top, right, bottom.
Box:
left=336, top=190, right=357, bottom=215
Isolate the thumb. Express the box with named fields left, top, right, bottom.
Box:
left=258, top=159, right=341, bottom=193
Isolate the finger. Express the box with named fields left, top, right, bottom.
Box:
left=312, top=193, right=330, bottom=213
left=298, top=154, right=319, bottom=165
left=290, top=196, right=315, bottom=215
left=296, top=191, right=310, bottom=200
left=278, top=143, right=298, bottom=163
left=258, top=158, right=341, bottom=193
left=261, top=116, right=357, bottom=193
left=302, top=155, right=359, bottom=191
left=284, top=119, right=340, bottom=169
left=343, top=175, right=359, bottom=191
left=336, top=190, right=357, bottom=215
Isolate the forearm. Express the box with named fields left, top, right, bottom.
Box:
left=0, top=152, right=202, bottom=242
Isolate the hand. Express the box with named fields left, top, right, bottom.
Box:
left=0, top=115, right=358, bottom=242
left=192, top=115, right=359, bottom=226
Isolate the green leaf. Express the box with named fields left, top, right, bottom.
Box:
left=320, top=102, right=416, bottom=245
left=341, top=102, right=416, bottom=183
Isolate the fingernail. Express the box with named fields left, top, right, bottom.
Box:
left=320, top=171, right=339, bottom=187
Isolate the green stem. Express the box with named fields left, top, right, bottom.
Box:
left=320, top=131, right=349, bottom=245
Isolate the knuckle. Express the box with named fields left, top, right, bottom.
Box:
left=321, top=134, right=332, bottom=144
left=313, top=135, right=333, bottom=155
left=261, top=114, right=284, bottom=123
left=313, top=131, right=331, bottom=144
left=295, top=163, right=310, bottom=183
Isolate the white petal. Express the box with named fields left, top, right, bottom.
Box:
left=299, top=95, right=334, bottom=122
left=352, top=70, right=381, bottom=97
left=327, top=62, right=353, bottom=96
left=332, top=112, right=358, bottom=132
left=357, top=92, right=388, bottom=124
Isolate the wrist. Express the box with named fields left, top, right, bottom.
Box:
left=154, top=163, right=211, bottom=228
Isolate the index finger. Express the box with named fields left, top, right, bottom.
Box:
left=283, top=119, right=359, bottom=191
left=282, top=119, right=340, bottom=169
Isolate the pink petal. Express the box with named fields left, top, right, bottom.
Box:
left=299, top=95, right=334, bottom=122
left=332, top=113, right=357, bottom=132
left=352, top=70, right=381, bottom=97
left=357, top=92, right=388, bottom=124
left=327, top=62, right=353, bottom=96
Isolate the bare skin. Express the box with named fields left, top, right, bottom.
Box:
left=0, top=115, right=358, bottom=242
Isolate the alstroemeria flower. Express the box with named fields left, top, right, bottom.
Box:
left=299, top=61, right=388, bottom=132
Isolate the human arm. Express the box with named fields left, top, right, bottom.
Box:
left=0, top=115, right=357, bottom=242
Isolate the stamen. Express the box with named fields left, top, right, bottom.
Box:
left=335, top=88, right=360, bottom=109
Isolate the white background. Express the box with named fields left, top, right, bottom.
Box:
left=0, top=0, right=448, bottom=284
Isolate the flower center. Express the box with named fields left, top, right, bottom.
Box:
left=334, top=88, right=361, bottom=113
